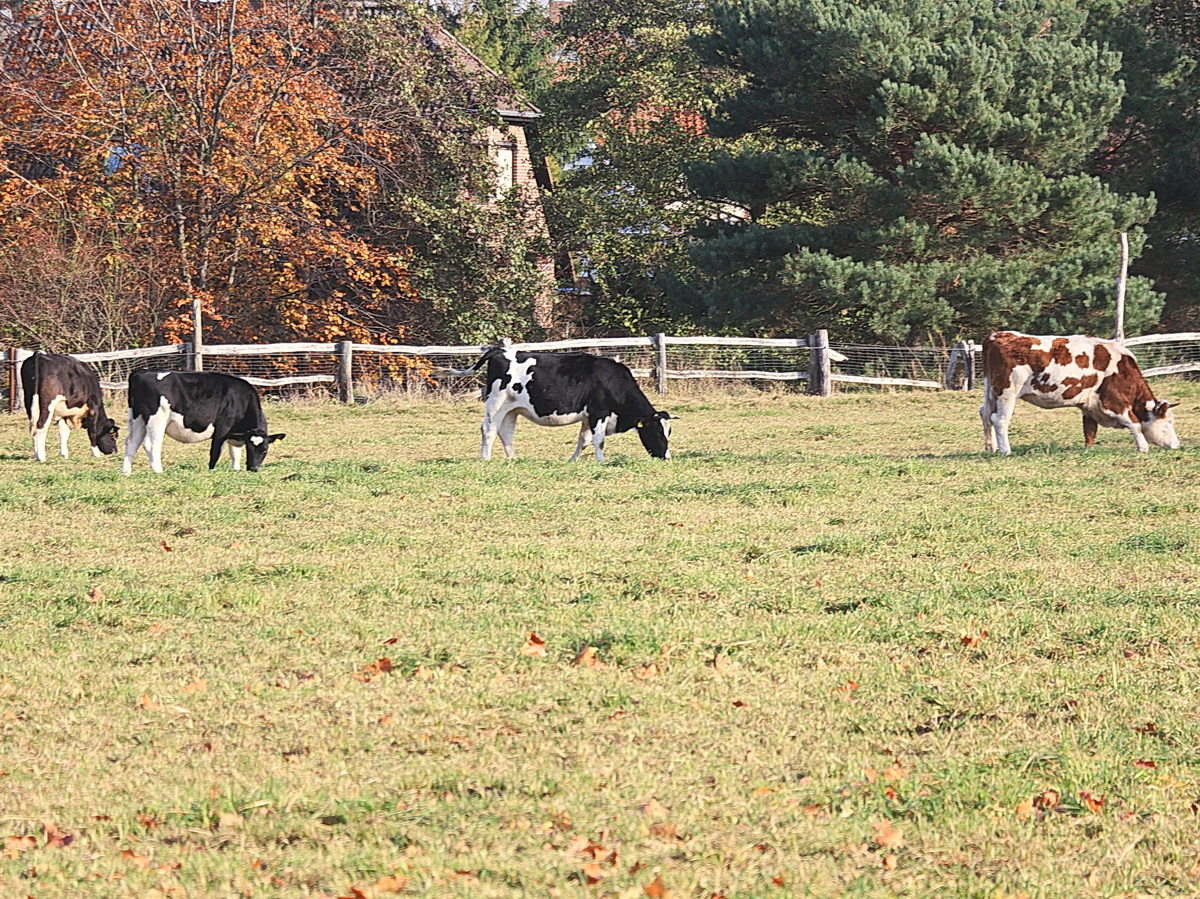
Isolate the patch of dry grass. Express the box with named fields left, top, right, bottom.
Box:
left=2, top=382, right=1200, bottom=897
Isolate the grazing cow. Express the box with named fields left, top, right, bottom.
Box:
left=980, top=330, right=1180, bottom=454
left=122, top=370, right=285, bottom=473
left=464, top=346, right=675, bottom=461
left=20, top=352, right=120, bottom=462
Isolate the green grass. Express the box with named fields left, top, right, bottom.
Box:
left=3, top=383, right=1200, bottom=897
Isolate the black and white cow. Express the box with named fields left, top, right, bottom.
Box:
left=20, top=352, right=120, bottom=462
left=464, top=346, right=675, bottom=461
left=122, top=370, right=285, bottom=474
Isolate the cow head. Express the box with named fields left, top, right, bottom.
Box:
left=233, top=430, right=286, bottom=471
left=635, top=411, right=675, bottom=459
left=89, top=414, right=120, bottom=455
left=1142, top=400, right=1181, bottom=449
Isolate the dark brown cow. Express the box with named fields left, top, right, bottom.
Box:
left=20, top=352, right=120, bottom=462
left=980, top=331, right=1180, bottom=454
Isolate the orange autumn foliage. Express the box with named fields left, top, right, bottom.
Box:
left=0, top=0, right=414, bottom=345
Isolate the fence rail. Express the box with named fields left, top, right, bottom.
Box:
left=5, top=331, right=1198, bottom=413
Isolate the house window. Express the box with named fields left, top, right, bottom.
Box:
left=494, top=145, right=514, bottom=198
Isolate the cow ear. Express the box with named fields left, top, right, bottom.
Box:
left=268, top=433, right=286, bottom=443
left=1166, top=402, right=1180, bottom=410
left=106, top=424, right=120, bottom=435
left=660, top=412, right=677, bottom=420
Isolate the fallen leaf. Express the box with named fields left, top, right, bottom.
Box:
left=374, top=875, right=407, bottom=893
left=751, top=787, right=775, bottom=796
left=42, top=822, right=73, bottom=849
left=1080, top=790, right=1105, bottom=813
left=182, top=679, right=207, bottom=694
left=87, top=586, right=103, bottom=602
left=581, top=862, right=608, bottom=884
left=1015, top=798, right=1035, bottom=817
left=871, top=820, right=904, bottom=850
left=4, top=835, right=35, bottom=859
left=644, top=875, right=670, bottom=898
left=521, top=633, right=547, bottom=657
left=648, top=822, right=680, bottom=841
left=121, top=849, right=153, bottom=869
left=378, top=714, right=394, bottom=726
left=160, top=540, right=173, bottom=552
left=217, top=812, right=243, bottom=830
left=833, top=679, right=859, bottom=693
left=881, top=854, right=898, bottom=871
left=381, top=636, right=398, bottom=645
left=960, top=630, right=988, bottom=648
left=633, top=662, right=659, bottom=679
left=138, top=693, right=163, bottom=711
left=1033, top=789, right=1061, bottom=810
left=1133, top=759, right=1158, bottom=769
left=573, top=647, right=605, bottom=669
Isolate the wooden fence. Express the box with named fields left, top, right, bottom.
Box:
left=7, top=331, right=1199, bottom=413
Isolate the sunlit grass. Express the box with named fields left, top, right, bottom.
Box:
left=2, top=381, right=1200, bottom=897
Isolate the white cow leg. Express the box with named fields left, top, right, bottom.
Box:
left=144, top=410, right=169, bottom=473
left=32, top=423, right=51, bottom=463
left=570, top=423, right=592, bottom=462
left=497, top=411, right=520, bottom=459
left=1130, top=426, right=1150, bottom=452
left=122, top=414, right=145, bottom=475
left=58, top=419, right=71, bottom=458
left=480, top=414, right=498, bottom=460
left=592, top=415, right=613, bottom=462
left=992, top=394, right=1018, bottom=456
left=228, top=442, right=244, bottom=471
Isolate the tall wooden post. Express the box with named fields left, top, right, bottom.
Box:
left=654, top=333, right=668, bottom=395
left=191, top=292, right=204, bottom=371
left=808, top=330, right=831, bottom=396
left=337, top=340, right=354, bottom=404
left=966, top=341, right=976, bottom=391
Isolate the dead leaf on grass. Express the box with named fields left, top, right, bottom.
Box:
left=4, top=836, right=35, bottom=858
left=521, top=632, right=547, bottom=657
left=42, top=822, right=73, bottom=849
left=643, top=875, right=671, bottom=898
left=121, top=849, right=153, bottom=870
left=1133, top=759, right=1158, bottom=769
left=960, top=630, right=988, bottom=648
left=632, top=662, right=659, bottom=679
left=1014, top=798, right=1035, bottom=818
left=1033, top=789, right=1061, bottom=810
left=573, top=647, right=605, bottom=669
left=181, top=679, right=207, bottom=694
left=870, top=820, right=904, bottom=850
left=1080, top=790, right=1105, bottom=813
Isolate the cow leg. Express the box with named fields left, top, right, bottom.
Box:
left=1128, top=424, right=1151, bottom=452
left=570, top=422, right=593, bottom=462
left=1083, top=414, right=1098, bottom=448
left=227, top=441, right=244, bottom=471
left=143, top=408, right=169, bottom=473
left=209, top=435, right=228, bottom=470
left=122, top=413, right=146, bottom=474
left=32, top=422, right=50, bottom=463
left=991, top=392, right=1018, bottom=456
left=496, top=411, right=519, bottom=459
left=56, top=415, right=71, bottom=456
left=979, top=387, right=997, bottom=452
left=591, top=414, right=614, bottom=462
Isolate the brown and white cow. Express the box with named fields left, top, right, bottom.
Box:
left=980, top=331, right=1180, bottom=454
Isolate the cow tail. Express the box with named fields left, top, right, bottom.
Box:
left=444, top=346, right=504, bottom=376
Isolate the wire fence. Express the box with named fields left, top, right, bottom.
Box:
left=5, top=332, right=1199, bottom=413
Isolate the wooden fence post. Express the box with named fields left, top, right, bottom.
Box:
left=966, top=341, right=976, bottom=391
left=654, top=333, right=668, bottom=394
left=337, top=341, right=354, bottom=403
left=6, top=348, right=14, bottom=414
left=11, top=348, right=32, bottom=414
left=808, top=330, right=831, bottom=396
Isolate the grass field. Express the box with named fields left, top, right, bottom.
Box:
left=3, top=382, right=1200, bottom=898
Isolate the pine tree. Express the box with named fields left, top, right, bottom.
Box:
left=685, top=0, right=1160, bottom=342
